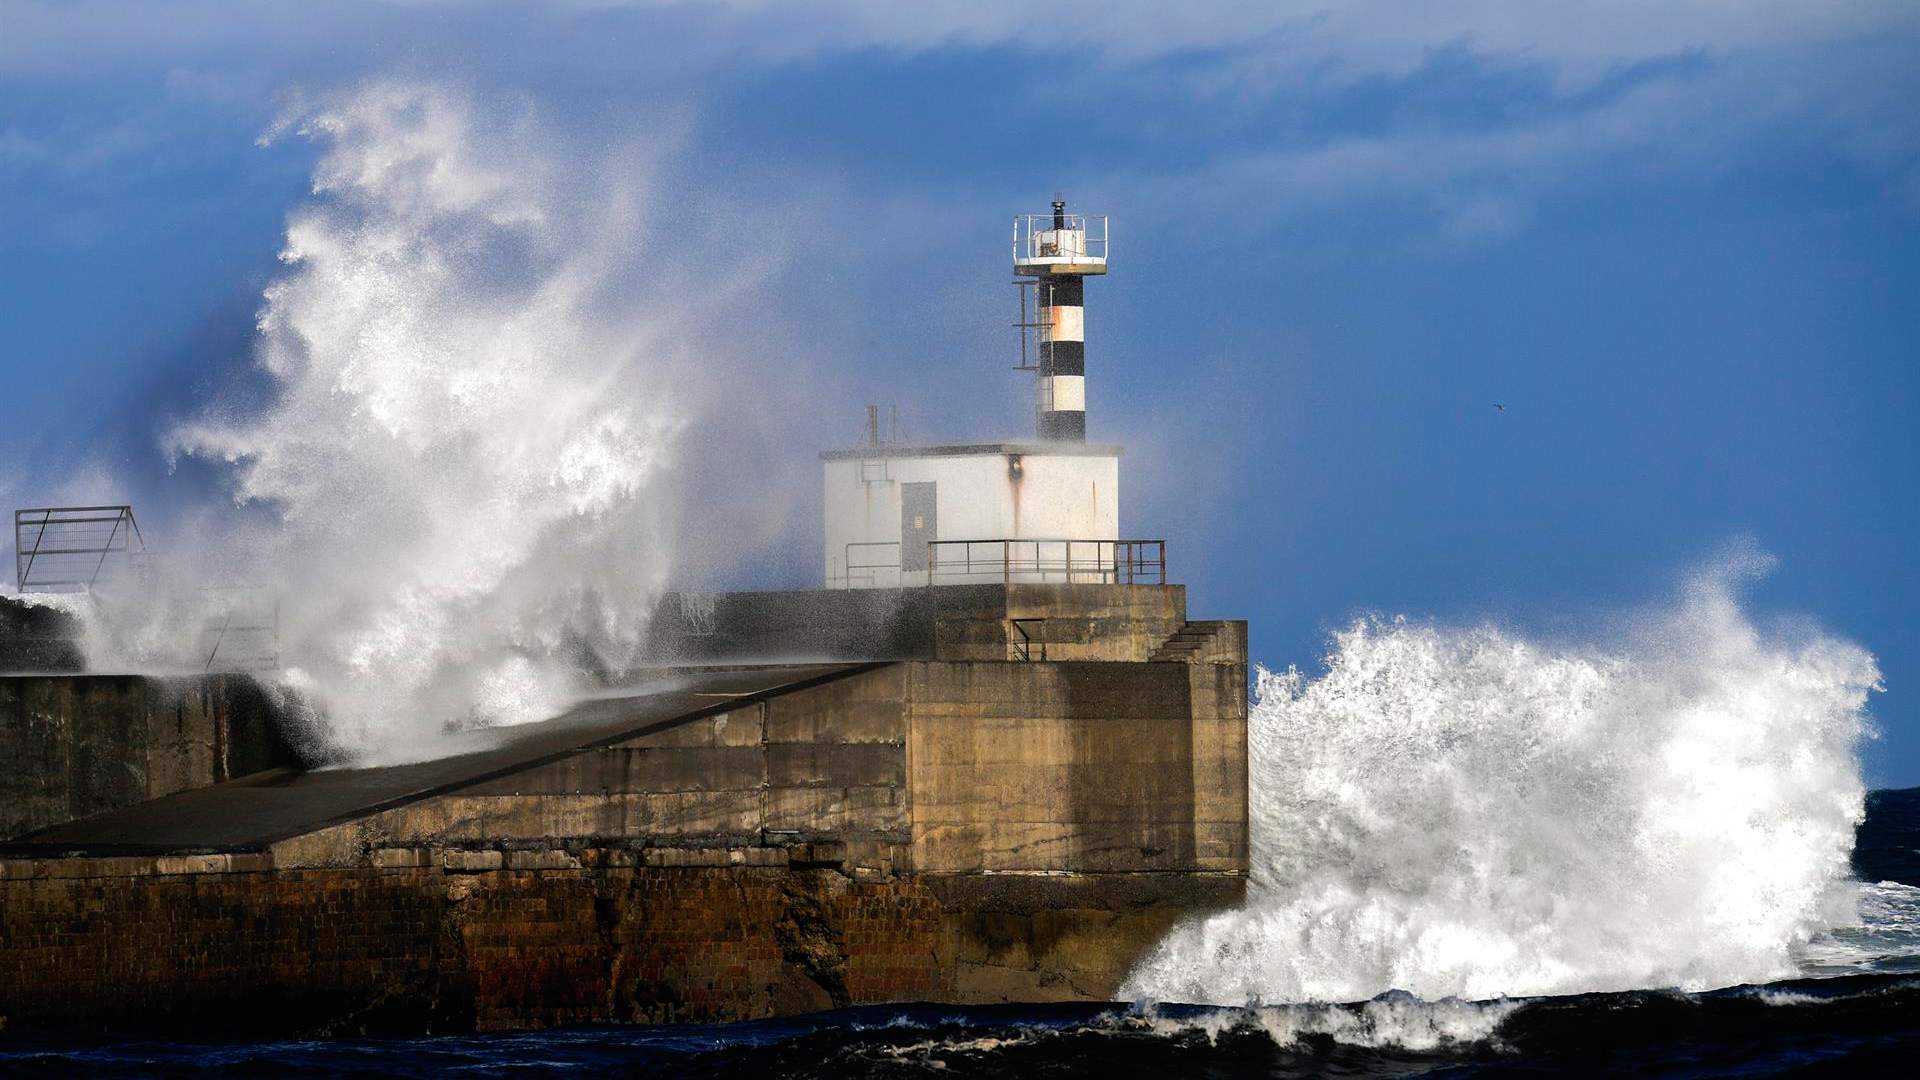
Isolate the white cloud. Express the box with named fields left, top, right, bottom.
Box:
left=1074, top=25, right=1920, bottom=249
left=6, top=1, right=1916, bottom=82
left=2, top=1, right=1915, bottom=246
left=558, top=0, right=1920, bottom=80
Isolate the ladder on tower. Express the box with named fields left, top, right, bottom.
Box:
left=1013, top=277, right=1057, bottom=429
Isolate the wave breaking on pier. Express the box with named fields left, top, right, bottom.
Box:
left=1125, top=549, right=1881, bottom=1004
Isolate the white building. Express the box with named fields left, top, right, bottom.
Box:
left=821, top=201, right=1160, bottom=589
left=821, top=442, right=1127, bottom=587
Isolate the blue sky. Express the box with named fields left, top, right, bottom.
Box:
left=2, top=2, right=1917, bottom=784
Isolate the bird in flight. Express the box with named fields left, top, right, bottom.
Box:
left=1493, top=403, right=1506, bottom=412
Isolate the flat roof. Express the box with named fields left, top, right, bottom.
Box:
left=0, top=663, right=878, bottom=857
left=820, top=442, right=1123, bottom=461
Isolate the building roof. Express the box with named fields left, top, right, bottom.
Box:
left=0, top=663, right=878, bottom=857
left=819, top=441, right=1123, bottom=461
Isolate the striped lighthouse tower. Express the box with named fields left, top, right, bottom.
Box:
left=1015, top=200, right=1107, bottom=441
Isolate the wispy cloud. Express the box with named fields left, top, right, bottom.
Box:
left=8, top=1, right=1917, bottom=81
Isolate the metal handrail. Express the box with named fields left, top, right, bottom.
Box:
left=926, top=538, right=1165, bottom=586
left=14, top=505, right=145, bottom=591
left=1013, top=213, right=1109, bottom=265
left=830, top=537, right=1167, bottom=588
left=1010, top=617, right=1047, bottom=661
left=197, top=585, right=279, bottom=672
left=845, top=541, right=901, bottom=572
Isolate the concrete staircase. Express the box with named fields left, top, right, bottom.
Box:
left=1148, top=620, right=1231, bottom=663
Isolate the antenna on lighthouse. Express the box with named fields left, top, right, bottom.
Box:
left=1013, top=200, right=1107, bottom=441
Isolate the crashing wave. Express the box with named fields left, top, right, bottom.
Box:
left=1125, top=551, right=1881, bottom=1004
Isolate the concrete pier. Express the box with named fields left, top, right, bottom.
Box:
left=0, top=585, right=1247, bottom=1036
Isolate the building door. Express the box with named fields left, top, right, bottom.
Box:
left=901, top=482, right=937, bottom=573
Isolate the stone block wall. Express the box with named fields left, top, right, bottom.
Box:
left=0, top=846, right=1238, bottom=1037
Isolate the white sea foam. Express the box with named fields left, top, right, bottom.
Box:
left=1124, top=551, right=1881, bottom=1005
left=1137, top=995, right=1519, bottom=1051
left=1798, top=880, right=1920, bottom=976
left=84, top=82, right=753, bottom=764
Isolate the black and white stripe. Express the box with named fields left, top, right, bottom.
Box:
left=1038, top=274, right=1086, bottom=441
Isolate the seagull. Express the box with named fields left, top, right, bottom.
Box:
left=1493, top=403, right=1506, bottom=412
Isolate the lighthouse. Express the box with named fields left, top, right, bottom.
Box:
left=1014, top=200, right=1107, bottom=441
left=821, top=202, right=1155, bottom=589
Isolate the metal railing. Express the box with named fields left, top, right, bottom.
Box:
left=927, top=538, right=1165, bottom=586
left=830, top=541, right=904, bottom=588
left=831, top=538, right=1166, bottom=588
left=197, top=586, right=279, bottom=672
left=14, top=506, right=144, bottom=591
left=1013, top=213, right=1108, bottom=266
left=1010, top=617, right=1048, bottom=661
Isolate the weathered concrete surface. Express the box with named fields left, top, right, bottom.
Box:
left=2, top=665, right=869, bottom=855
left=0, top=848, right=1243, bottom=1036
left=937, top=583, right=1188, bottom=662
left=644, top=585, right=1003, bottom=662
left=0, top=586, right=1249, bottom=1035
left=926, top=873, right=1244, bottom=1003
left=4, top=657, right=1244, bottom=878
left=908, top=662, right=1224, bottom=873
left=0, top=596, right=83, bottom=674
left=645, top=582, right=1187, bottom=663
left=0, top=675, right=295, bottom=841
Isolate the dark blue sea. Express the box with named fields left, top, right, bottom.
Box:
left=5, top=787, right=1918, bottom=1079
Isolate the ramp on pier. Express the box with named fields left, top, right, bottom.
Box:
left=0, top=663, right=872, bottom=856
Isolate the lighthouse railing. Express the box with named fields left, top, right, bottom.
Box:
left=1013, top=213, right=1108, bottom=266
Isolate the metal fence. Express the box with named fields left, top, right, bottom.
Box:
left=196, top=586, right=280, bottom=672
left=1013, top=212, right=1109, bottom=266
left=927, top=538, right=1165, bottom=586
left=831, top=537, right=1167, bottom=588
left=14, top=506, right=144, bottom=591
left=835, top=541, right=904, bottom=588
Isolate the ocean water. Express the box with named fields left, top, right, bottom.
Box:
left=2, top=788, right=1914, bottom=1078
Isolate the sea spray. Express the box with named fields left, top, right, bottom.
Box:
left=111, top=82, right=724, bottom=764
left=1122, top=555, right=1881, bottom=1005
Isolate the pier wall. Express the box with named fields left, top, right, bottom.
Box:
left=0, top=849, right=1237, bottom=1035
left=266, top=659, right=1242, bottom=881
left=0, top=675, right=297, bottom=841
left=0, top=586, right=1248, bottom=1037
left=644, top=583, right=1187, bottom=663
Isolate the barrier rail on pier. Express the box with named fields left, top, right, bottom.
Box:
left=13, top=506, right=144, bottom=592
left=828, top=538, right=1165, bottom=588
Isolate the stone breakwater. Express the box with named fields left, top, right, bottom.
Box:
left=0, top=845, right=1239, bottom=1035
left=0, top=586, right=1249, bottom=1036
